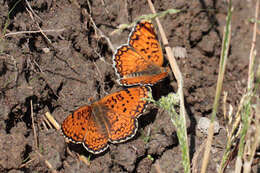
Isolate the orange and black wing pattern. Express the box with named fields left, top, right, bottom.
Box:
left=113, top=20, right=168, bottom=86
left=61, top=86, right=151, bottom=154
left=98, top=86, right=150, bottom=143
left=61, top=105, right=109, bottom=154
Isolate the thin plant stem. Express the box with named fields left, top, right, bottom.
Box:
left=236, top=0, right=259, bottom=172
left=147, top=0, right=190, bottom=172
left=4, top=29, right=65, bottom=37
left=247, top=0, right=259, bottom=91
left=201, top=1, right=233, bottom=173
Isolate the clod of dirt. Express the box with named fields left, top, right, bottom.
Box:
left=129, top=138, right=146, bottom=157
left=197, top=32, right=220, bottom=56
left=110, top=144, right=137, bottom=172
left=87, top=154, right=112, bottom=173
left=15, top=82, right=34, bottom=104
left=63, top=153, right=112, bottom=173
left=147, top=134, right=174, bottom=155
left=37, top=129, right=65, bottom=170
left=0, top=122, right=27, bottom=169
left=136, top=157, right=153, bottom=173
left=0, top=60, right=6, bottom=75
left=0, top=104, right=9, bottom=123
left=63, top=158, right=89, bottom=173
left=10, top=121, right=27, bottom=135
left=150, top=110, right=180, bottom=137
left=189, top=11, right=212, bottom=45
left=7, top=170, right=24, bottom=173
left=151, top=147, right=183, bottom=173
left=0, top=55, right=19, bottom=94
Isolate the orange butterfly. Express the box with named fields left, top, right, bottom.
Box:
left=113, top=20, right=169, bottom=86
left=61, top=86, right=150, bottom=154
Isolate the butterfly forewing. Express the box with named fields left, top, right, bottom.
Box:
left=128, top=21, right=164, bottom=67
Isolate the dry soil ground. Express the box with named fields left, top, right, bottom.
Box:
left=0, top=0, right=259, bottom=173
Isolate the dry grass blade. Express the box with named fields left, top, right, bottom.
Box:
left=247, top=0, right=259, bottom=91
left=30, top=100, right=38, bottom=149
left=146, top=1, right=187, bottom=140
left=19, top=158, right=35, bottom=169
left=147, top=0, right=187, bottom=135
left=82, top=8, right=115, bottom=52
left=219, top=94, right=245, bottom=173
left=45, top=112, right=61, bottom=130
left=242, top=2, right=259, bottom=172
left=4, top=29, right=65, bottom=37
left=147, top=0, right=190, bottom=172
left=25, top=2, right=52, bottom=44
left=78, top=154, right=91, bottom=166
left=243, top=105, right=260, bottom=172
left=191, top=141, right=207, bottom=173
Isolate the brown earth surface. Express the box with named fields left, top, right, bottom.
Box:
left=0, top=0, right=259, bottom=173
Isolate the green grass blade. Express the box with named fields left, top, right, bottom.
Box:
left=201, top=1, right=233, bottom=173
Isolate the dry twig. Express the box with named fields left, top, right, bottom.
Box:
left=30, top=100, right=38, bottom=148
left=78, top=154, right=91, bottom=166
left=45, top=112, right=61, bottom=130
left=25, top=2, right=52, bottom=44
left=247, top=0, right=259, bottom=90
left=42, top=115, right=53, bottom=129
left=191, top=141, right=207, bottom=173
left=147, top=1, right=190, bottom=172
left=4, top=29, right=65, bottom=37
left=82, top=9, right=115, bottom=52
left=147, top=0, right=187, bottom=120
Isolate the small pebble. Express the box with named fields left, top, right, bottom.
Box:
left=42, top=47, right=50, bottom=53
left=197, top=117, right=220, bottom=135
left=172, top=46, right=187, bottom=58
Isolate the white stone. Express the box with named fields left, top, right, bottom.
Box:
left=197, top=117, right=220, bottom=135
left=172, top=46, right=187, bottom=58
left=42, top=47, right=50, bottom=53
